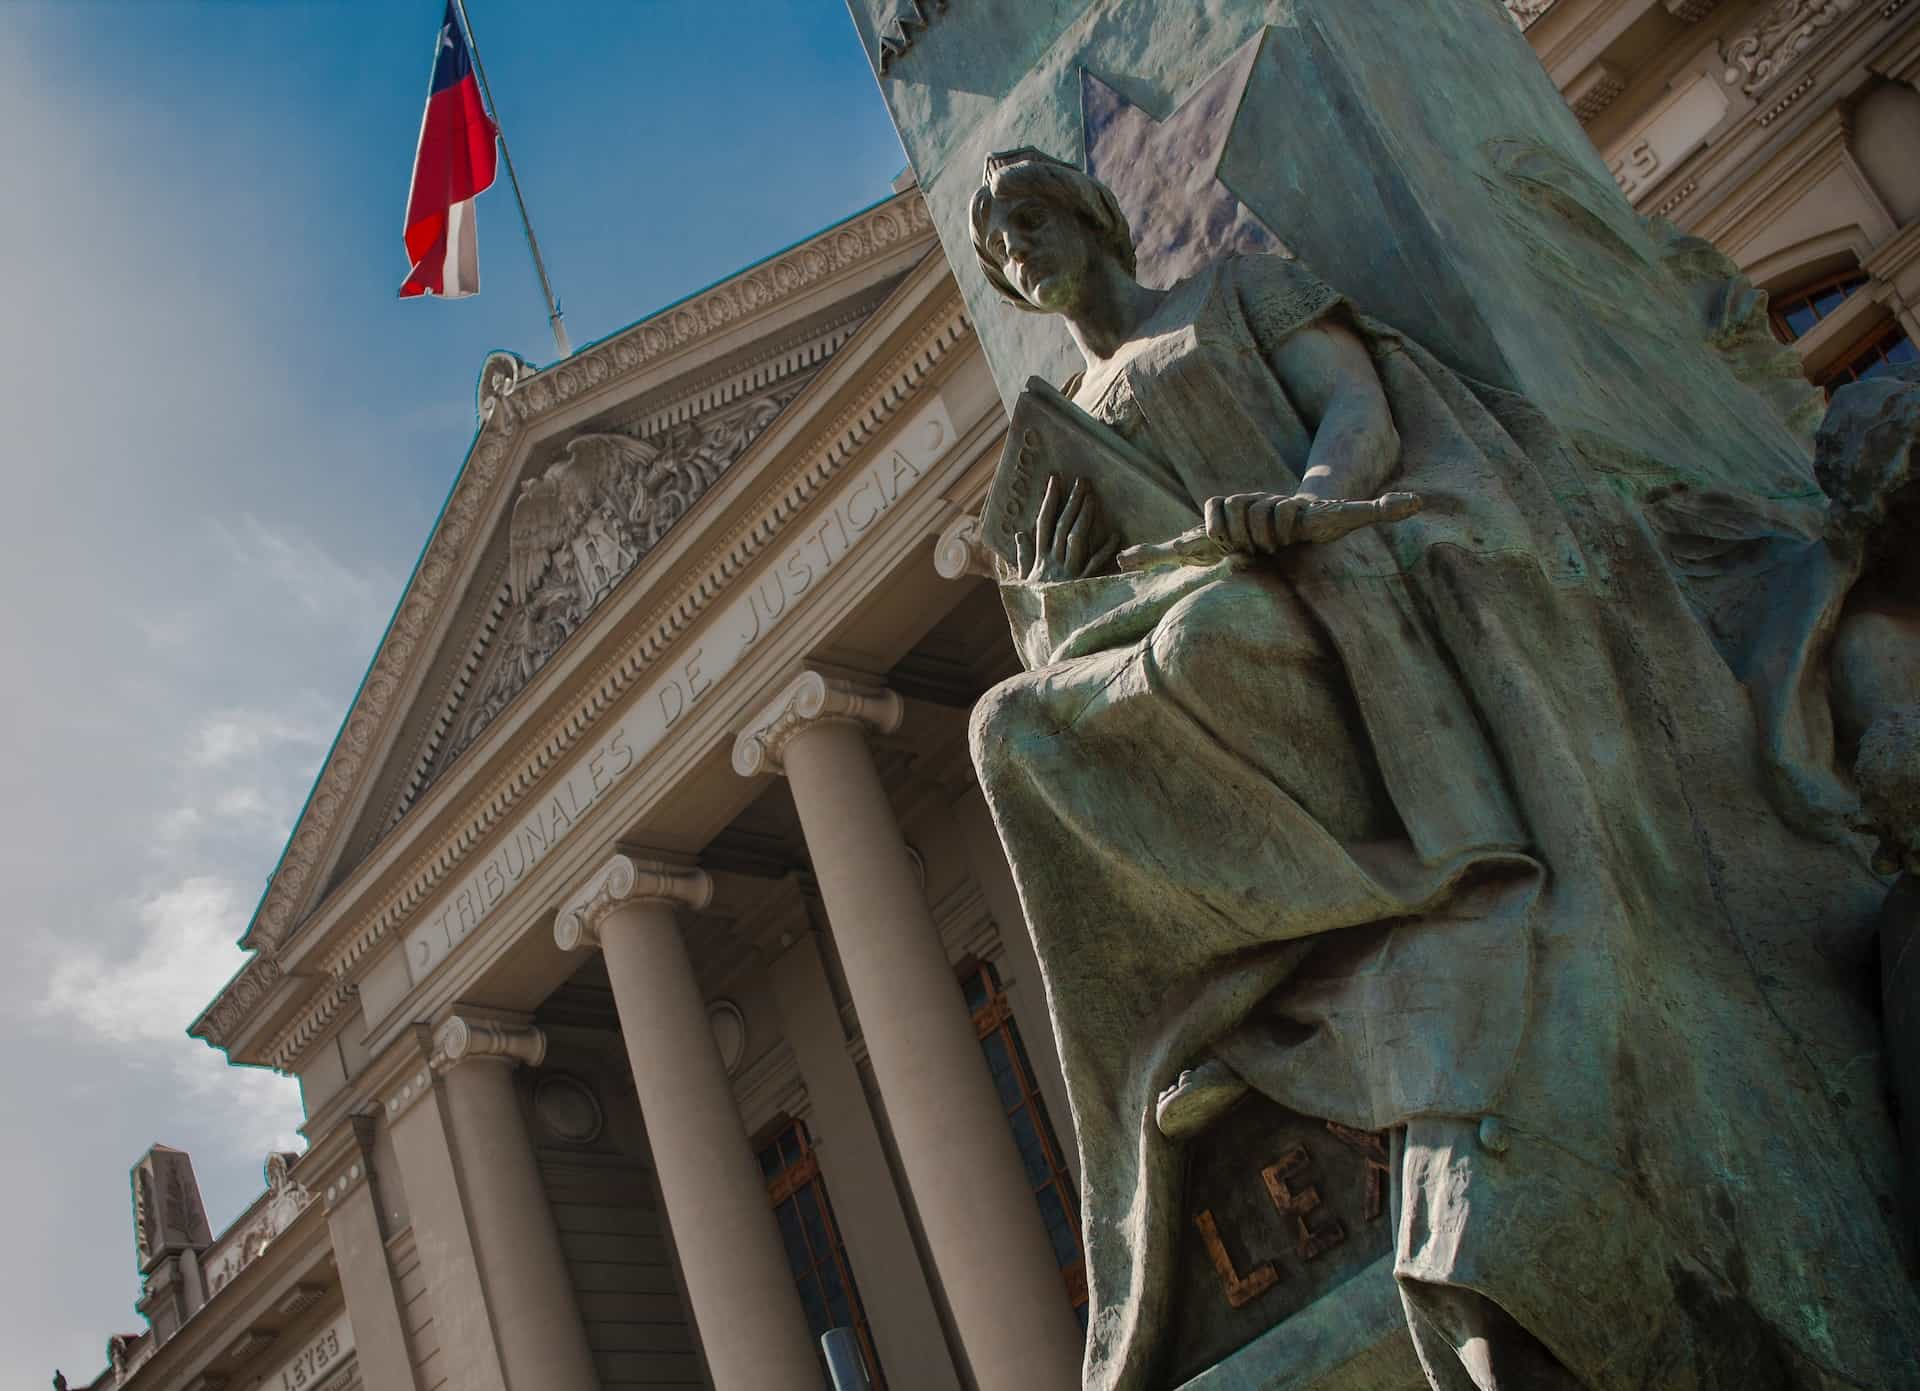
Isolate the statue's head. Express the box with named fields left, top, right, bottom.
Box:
left=969, top=147, right=1136, bottom=315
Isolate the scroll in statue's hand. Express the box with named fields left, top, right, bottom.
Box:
left=1116, top=490, right=1424, bottom=571
left=1018, top=474, right=1121, bottom=582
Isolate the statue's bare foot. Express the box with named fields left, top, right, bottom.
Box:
left=1155, top=1057, right=1250, bottom=1140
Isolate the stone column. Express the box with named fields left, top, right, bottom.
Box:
left=429, top=1015, right=599, bottom=1391
left=384, top=1054, right=510, bottom=1391
left=735, top=671, right=1085, bottom=1391
left=556, top=854, right=823, bottom=1391
left=769, top=929, right=965, bottom=1390
left=322, top=1119, right=419, bottom=1391
left=953, top=784, right=1079, bottom=1187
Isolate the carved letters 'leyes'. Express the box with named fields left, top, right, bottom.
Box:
left=1193, top=1125, right=1386, bottom=1312
left=447, top=378, right=812, bottom=763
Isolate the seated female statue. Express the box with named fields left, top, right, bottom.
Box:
left=965, top=148, right=1920, bottom=1390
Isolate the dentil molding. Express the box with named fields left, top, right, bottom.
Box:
left=732, top=671, right=905, bottom=777
left=554, top=853, right=715, bottom=952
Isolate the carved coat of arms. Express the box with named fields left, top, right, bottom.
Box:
left=444, top=383, right=804, bottom=762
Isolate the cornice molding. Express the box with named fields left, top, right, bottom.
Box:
left=554, top=854, right=714, bottom=952
left=194, top=952, right=285, bottom=1058
left=489, top=195, right=933, bottom=433
left=192, top=207, right=957, bottom=1067
left=732, top=671, right=905, bottom=778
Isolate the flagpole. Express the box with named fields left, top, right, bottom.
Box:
left=451, top=0, right=572, bottom=359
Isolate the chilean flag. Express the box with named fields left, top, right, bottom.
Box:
left=399, top=2, right=497, bottom=299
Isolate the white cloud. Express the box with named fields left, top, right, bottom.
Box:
left=42, top=876, right=253, bottom=1049
left=185, top=707, right=331, bottom=771
left=36, top=876, right=303, bottom=1158
left=211, top=514, right=395, bottom=638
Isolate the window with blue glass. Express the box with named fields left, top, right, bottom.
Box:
left=1770, top=271, right=1869, bottom=343
left=960, top=959, right=1088, bottom=1324
left=758, top=1120, right=885, bottom=1388
left=1818, top=319, right=1917, bottom=394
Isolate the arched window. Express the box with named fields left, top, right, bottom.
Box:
left=758, top=1120, right=886, bottom=1388
left=1767, top=268, right=1916, bottom=398
left=1769, top=270, right=1870, bottom=343
left=960, top=959, right=1089, bottom=1326
left=1818, top=319, right=1918, bottom=392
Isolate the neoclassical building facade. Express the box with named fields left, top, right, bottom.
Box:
left=70, top=4, right=1920, bottom=1389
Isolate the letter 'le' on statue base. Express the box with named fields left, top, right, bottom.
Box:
left=852, top=3, right=1920, bottom=1390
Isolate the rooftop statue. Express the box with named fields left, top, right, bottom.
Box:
left=965, top=148, right=1920, bottom=1389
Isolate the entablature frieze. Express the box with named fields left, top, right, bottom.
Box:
left=211, top=268, right=977, bottom=1075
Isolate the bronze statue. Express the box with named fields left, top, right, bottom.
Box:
left=965, top=149, right=1920, bottom=1390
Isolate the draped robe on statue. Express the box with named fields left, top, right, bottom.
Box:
left=968, top=254, right=1920, bottom=1389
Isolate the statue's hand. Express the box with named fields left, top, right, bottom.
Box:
left=1202, top=490, right=1424, bottom=554
left=1018, top=474, right=1121, bottom=582
left=1117, top=491, right=1422, bottom=571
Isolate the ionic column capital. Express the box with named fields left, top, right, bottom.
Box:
left=934, top=510, right=997, bottom=580
left=431, top=1014, right=547, bottom=1074
left=732, top=670, right=904, bottom=778
left=554, top=853, right=714, bottom=952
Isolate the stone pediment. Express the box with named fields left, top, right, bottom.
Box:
left=192, top=190, right=939, bottom=1063
left=385, top=345, right=830, bottom=828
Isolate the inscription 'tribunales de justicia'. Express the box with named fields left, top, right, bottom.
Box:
left=401, top=398, right=955, bottom=985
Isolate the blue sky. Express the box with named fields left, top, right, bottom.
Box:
left=0, top=2, right=904, bottom=1378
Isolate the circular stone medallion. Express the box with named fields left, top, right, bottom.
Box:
left=533, top=1074, right=605, bottom=1145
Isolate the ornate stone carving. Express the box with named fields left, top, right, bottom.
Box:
left=445, top=378, right=810, bottom=764
left=1721, top=0, right=1861, bottom=95
left=203, top=1152, right=312, bottom=1298
left=130, top=1147, right=211, bottom=1272
left=1665, top=0, right=1728, bottom=20
left=554, top=853, right=714, bottom=952
left=193, top=952, right=283, bottom=1052
left=876, top=0, right=948, bottom=74
left=431, top=1013, right=548, bottom=1071
left=732, top=671, right=905, bottom=777
left=933, top=510, right=996, bottom=579
left=1503, top=0, right=1557, bottom=26
left=478, top=350, right=534, bottom=431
